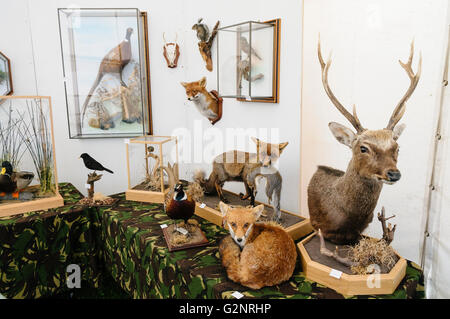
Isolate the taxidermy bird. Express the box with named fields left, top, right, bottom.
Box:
left=81, top=27, right=134, bottom=126
left=0, top=161, right=34, bottom=194
left=239, top=36, right=261, bottom=60
left=79, top=153, right=114, bottom=174
left=164, top=182, right=196, bottom=231
left=192, top=18, right=210, bottom=42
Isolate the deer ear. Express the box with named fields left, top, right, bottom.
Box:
left=199, top=77, right=207, bottom=87
left=180, top=82, right=187, bottom=88
left=219, top=201, right=229, bottom=217
left=328, top=122, right=356, bottom=148
left=392, top=123, right=406, bottom=140
left=252, top=204, right=265, bottom=220
left=279, top=142, right=289, bottom=153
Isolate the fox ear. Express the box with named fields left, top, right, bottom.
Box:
left=251, top=136, right=260, bottom=145
left=252, top=204, right=264, bottom=220
left=219, top=201, right=229, bottom=217
left=180, top=82, right=188, bottom=88
left=279, top=142, right=289, bottom=153
left=199, top=77, right=207, bottom=87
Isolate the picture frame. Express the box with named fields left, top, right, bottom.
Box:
left=58, top=8, right=153, bottom=139
left=0, top=51, right=13, bottom=101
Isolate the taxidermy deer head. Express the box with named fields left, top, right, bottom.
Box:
left=307, top=38, right=421, bottom=245
left=163, top=32, right=180, bottom=68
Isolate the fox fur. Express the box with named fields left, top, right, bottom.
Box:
left=181, top=77, right=220, bottom=124
left=194, top=137, right=288, bottom=204
left=218, top=202, right=297, bottom=289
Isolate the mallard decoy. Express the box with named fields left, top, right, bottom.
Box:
left=164, top=182, right=196, bottom=231
left=0, top=161, right=34, bottom=194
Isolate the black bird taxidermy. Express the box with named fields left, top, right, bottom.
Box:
left=80, top=27, right=134, bottom=126
left=0, top=161, right=35, bottom=194
left=164, top=182, right=196, bottom=231
left=79, top=153, right=114, bottom=174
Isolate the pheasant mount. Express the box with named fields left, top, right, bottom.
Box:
left=125, top=136, right=179, bottom=204
left=58, top=8, right=152, bottom=138
left=194, top=189, right=313, bottom=241
left=217, top=19, right=280, bottom=103
left=0, top=96, right=64, bottom=217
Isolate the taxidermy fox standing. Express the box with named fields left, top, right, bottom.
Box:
left=181, top=77, right=222, bottom=124
left=218, top=202, right=297, bottom=289
left=194, top=137, right=288, bottom=205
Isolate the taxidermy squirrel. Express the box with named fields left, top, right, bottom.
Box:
left=194, top=137, right=288, bottom=205
left=181, top=77, right=222, bottom=124
left=218, top=202, right=297, bottom=289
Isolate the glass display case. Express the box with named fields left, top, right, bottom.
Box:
left=58, top=8, right=152, bottom=138
left=0, top=51, right=13, bottom=100
left=217, top=19, right=280, bottom=103
left=0, top=96, right=64, bottom=217
left=125, top=136, right=178, bottom=204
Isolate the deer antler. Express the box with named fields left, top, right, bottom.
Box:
left=318, top=36, right=365, bottom=133
left=163, top=32, right=167, bottom=44
left=386, top=41, right=422, bottom=130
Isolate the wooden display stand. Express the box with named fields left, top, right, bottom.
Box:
left=0, top=96, right=64, bottom=217
left=125, top=135, right=178, bottom=204
left=297, top=231, right=407, bottom=296
left=194, top=189, right=313, bottom=241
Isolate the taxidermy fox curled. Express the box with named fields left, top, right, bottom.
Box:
left=194, top=137, right=288, bottom=206
left=181, top=77, right=222, bottom=125
left=218, top=202, right=297, bottom=289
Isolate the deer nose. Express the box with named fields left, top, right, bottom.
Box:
left=236, top=238, right=242, bottom=243
left=387, top=170, right=401, bottom=182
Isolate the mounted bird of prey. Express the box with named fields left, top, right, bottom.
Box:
left=80, top=27, right=134, bottom=127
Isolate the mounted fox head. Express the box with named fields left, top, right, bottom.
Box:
left=318, top=39, right=421, bottom=184
left=219, top=202, right=264, bottom=248
left=251, top=137, right=288, bottom=168
left=180, top=77, right=208, bottom=101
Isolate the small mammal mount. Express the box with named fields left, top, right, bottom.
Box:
left=192, top=18, right=220, bottom=72
left=181, top=77, right=222, bottom=125
left=218, top=202, right=297, bottom=289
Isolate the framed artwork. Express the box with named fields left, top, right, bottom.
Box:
left=0, top=51, right=13, bottom=101
left=58, top=8, right=152, bottom=139
left=217, top=19, right=280, bottom=103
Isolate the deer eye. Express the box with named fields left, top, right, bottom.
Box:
left=244, top=223, right=249, bottom=228
left=231, top=222, right=236, bottom=228
left=360, top=146, right=369, bottom=153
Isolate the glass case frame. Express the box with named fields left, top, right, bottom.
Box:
left=217, top=19, right=280, bottom=103
left=0, top=51, right=13, bottom=101
left=0, top=96, right=64, bottom=217
left=125, top=135, right=179, bottom=204
left=58, top=8, right=153, bottom=139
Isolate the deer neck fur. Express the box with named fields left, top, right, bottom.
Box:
left=336, top=158, right=383, bottom=217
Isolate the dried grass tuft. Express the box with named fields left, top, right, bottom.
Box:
left=349, top=237, right=397, bottom=275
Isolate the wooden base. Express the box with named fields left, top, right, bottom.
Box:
left=125, top=188, right=169, bottom=204
left=297, top=232, right=407, bottom=296
left=162, top=223, right=209, bottom=252
left=0, top=194, right=64, bottom=218
left=194, top=189, right=313, bottom=241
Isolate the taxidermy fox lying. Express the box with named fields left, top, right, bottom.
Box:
left=181, top=77, right=221, bottom=124
left=194, top=137, right=288, bottom=205
left=219, top=202, right=297, bottom=289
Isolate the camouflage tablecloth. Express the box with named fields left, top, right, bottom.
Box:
left=0, top=183, right=103, bottom=299
left=100, top=192, right=425, bottom=299
left=0, top=184, right=425, bottom=299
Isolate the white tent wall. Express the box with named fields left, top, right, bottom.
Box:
left=423, top=2, right=450, bottom=298
left=301, top=0, right=448, bottom=271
